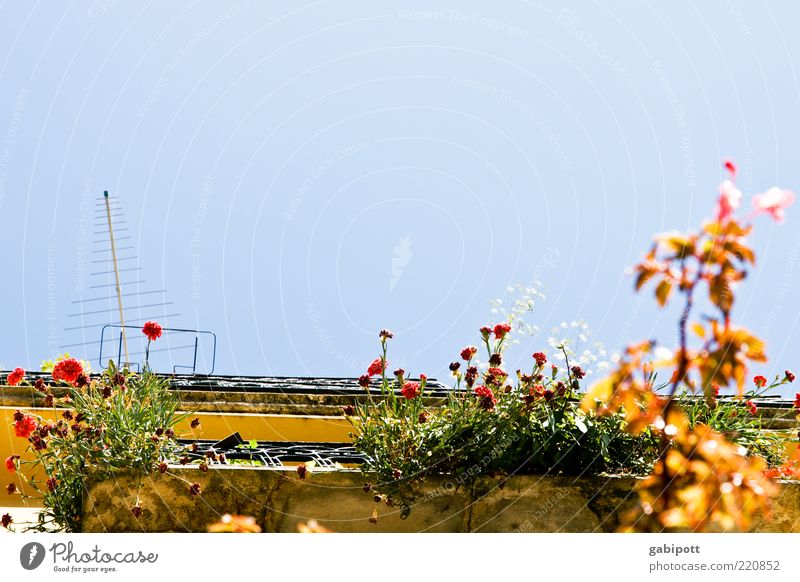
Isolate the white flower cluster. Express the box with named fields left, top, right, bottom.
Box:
left=546, top=320, right=612, bottom=377
left=489, top=283, right=546, bottom=345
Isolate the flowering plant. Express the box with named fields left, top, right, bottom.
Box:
left=583, top=160, right=796, bottom=531
left=4, top=359, right=185, bottom=532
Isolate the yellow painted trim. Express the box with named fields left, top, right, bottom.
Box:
left=0, top=406, right=353, bottom=508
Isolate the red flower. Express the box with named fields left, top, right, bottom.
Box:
left=571, top=366, right=586, bottom=380
left=418, top=411, right=430, bottom=424
left=190, top=418, right=201, bottom=429
left=479, top=326, right=492, bottom=339
left=52, top=358, right=84, bottom=385
left=746, top=400, right=758, bottom=415
left=14, top=415, right=37, bottom=439
left=493, top=323, right=512, bottom=339
left=142, top=321, right=163, bottom=341
left=460, top=346, right=478, bottom=361
left=753, top=375, right=767, bottom=388
left=379, top=329, right=394, bottom=341
left=785, top=370, right=796, bottom=383
left=158, top=462, right=168, bottom=474
left=5, top=455, right=19, bottom=473
left=532, top=352, right=547, bottom=367
left=401, top=381, right=421, bottom=400
left=1, top=513, right=11, bottom=528
left=6, top=368, right=24, bottom=386
left=131, top=504, right=142, bottom=518
left=366, top=358, right=384, bottom=377
left=46, top=477, right=57, bottom=492
left=189, top=482, right=202, bottom=496
left=474, top=386, right=497, bottom=410
left=712, top=383, right=720, bottom=398
left=723, top=158, right=737, bottom=178
left=793, top=393, right=800, bottom=410
left=296, top=464, right=307, bottom=479
left=357, top=375, right=370, bottom=389
left=6, top=483, right=17, bottom=495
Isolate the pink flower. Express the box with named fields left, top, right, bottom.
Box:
left=723, top=158, right=737, bottom=178
left=142, top=321, right=163, bottom=341
left=366, top=358, right=384, bottom=377
left=460, top=346, right=478, bottom=361
left=715, top=180, right=742, bottom=222
left=493, top=323, right=512, bottom=339
left=6, top=368, right=24, bottom=386
left=752, top=187, right=795, bottom=223
left=474, top=386, right=497, bottom=411
left=401, top=381, right=421, bottom=400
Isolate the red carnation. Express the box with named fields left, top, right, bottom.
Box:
left=785, top=370, right=796, bottom=383
left=6, top=483, right=17, bottom=495
left=571, top=366, right=586, bottom=379
left=6, top=368, right=24, bottom=386
left=357, top=374, right=370, bottom=389
left=296, top=464, right=307, bottom=479
left=52, top=358, right=84, bottom=385
left=532, top=352, right=547, bottom=367
left=1, top=513, right=12, bottom=528
left=460, top=346, right=478, bottom=361
left=131, top=504, right=142, bottom=518
left=14, top=415, right=37, bottom=439
left=493, top=323, right=512, bottom=339
left=366, top=358, right=384, bottom=377
left=746, top=400, right=758, bottom=415
left=142, top=321, right=163, bottom=341
left=46, top=477, right=57, bottom=492
left=793, top=393, right=800, bottom=410
left=5, top=455, right=19, bottom=473
left=753, top=375, right=767, bottom=388
left=479, top=326, right=492, bottom=339
left=401, top=381, right=421, bottom=400
left=190, top=418, right=201, bottom=429
left=474, top=386, right=497, bottom=411
left=189, top=482, right=202, bottom=496
left=712, top=383, right=720, bottom=398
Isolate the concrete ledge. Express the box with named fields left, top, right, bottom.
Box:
left=81, top=467, right=800, bottom=533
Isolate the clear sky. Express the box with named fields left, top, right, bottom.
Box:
left=1, top=1, right=799, bottom=396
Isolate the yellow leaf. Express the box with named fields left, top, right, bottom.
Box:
left=655, top=280, right=673, bottom=307
left=691, top=323, right=706, bottom=339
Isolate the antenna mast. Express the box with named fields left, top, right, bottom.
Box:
left=103, top=190, right=129, bottom=365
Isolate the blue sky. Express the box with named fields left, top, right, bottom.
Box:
left=1, top=1, right=799, bottom=396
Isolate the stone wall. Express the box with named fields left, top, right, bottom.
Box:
left=82, top=467, right=800, bottom=533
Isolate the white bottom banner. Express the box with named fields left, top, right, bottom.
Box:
left=1, top=533, right=799, bottom=580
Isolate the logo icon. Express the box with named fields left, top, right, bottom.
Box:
left=19, top=542, right=45, bottom=570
